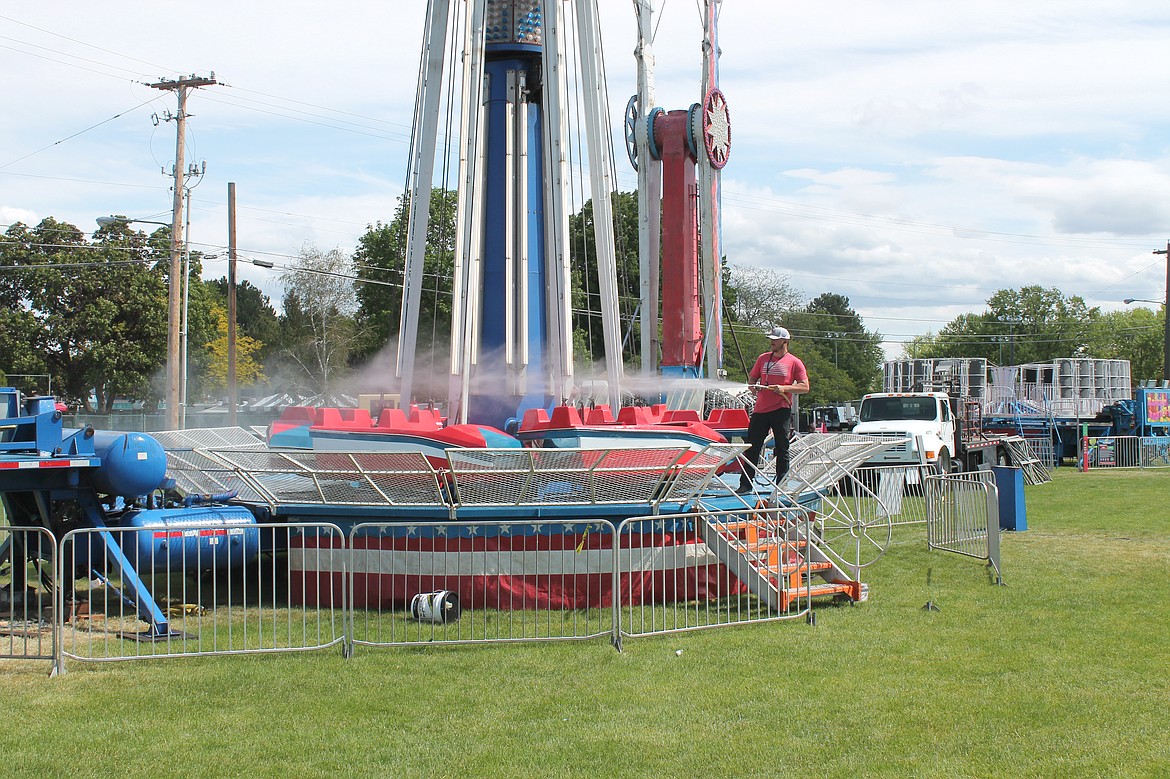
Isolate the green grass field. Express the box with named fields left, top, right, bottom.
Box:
left=2, top=468, right=1168, bottom=778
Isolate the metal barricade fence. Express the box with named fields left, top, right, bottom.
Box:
left=616, top=505, right=817, bottom=642
left=57, top=523, right=346, bottom=668
left=346, top=520, right=617, bottom=649
left=1024, top=436, right=1058, bottom=470
left=0, top=525, right=57, bottom=664
left=1079, top=436, right=1144, bottom=469
left=925, top=471, right=1002, bottom=583
left=31, top=508, right=879, bottom=665
left=1079, top=436, right=1170, bottom=470
left=1140, top=437, right=1170, bottom=468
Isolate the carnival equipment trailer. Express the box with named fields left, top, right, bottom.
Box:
left=1095, top=383, right=1170, bottom=438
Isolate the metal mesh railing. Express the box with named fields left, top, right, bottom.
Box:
left=447, top=447, right=689, bottom=506
left=774, top=433, right=907, bottom=495
left=164, top=443, right=746, bottom=511
left=165, top=448, right=271, bottom=503
left=169, top=449, right=446, bottom=507
left=151, top=426, right=266, bottom=450
left=659, top=444, right=745, bottom=502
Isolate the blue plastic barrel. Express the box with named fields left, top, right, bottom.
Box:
left=992, top=466, right=1027, bottom=532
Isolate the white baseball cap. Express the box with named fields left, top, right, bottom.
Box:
left=764, top=326, right=791, bottom=340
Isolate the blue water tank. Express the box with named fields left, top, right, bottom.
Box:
left=116, top=505, right=261, bottom=572
left=89, top=431, right=167, bottom=497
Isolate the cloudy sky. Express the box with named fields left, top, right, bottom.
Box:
left=2, top=1, right=1169, bottom=360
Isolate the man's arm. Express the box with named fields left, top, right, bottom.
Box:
left=787, top=377, right=810, bottom=395
left=789, top=359, right=811, bottom=394
left=747, top=356, right=763, bottom=392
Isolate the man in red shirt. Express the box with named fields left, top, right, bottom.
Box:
left=739, top=326, right=810, bottom=493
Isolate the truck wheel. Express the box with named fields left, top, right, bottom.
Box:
left=996, top=447, right=1009, bottom=468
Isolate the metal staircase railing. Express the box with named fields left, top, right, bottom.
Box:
left=698, top=508, right=862, bottom=612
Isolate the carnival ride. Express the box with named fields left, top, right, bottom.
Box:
left=0, top=2, right=901, bottom=639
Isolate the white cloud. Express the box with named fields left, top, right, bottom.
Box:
left=2, top=0, right=1169, bottom=362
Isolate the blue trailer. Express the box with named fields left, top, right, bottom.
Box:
left=982, top=383, right=1170, bottom=465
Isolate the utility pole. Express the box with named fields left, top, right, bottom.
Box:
left=228, top=182, right=238, bottom=427
left=149, top=73, right=216, bottom=428
left=1156, top=240, right=1170, bottom=382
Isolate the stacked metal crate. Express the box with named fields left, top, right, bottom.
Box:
left=883, top=358, right=988, bottom=398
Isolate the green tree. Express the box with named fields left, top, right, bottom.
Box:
left=351, top=189, right=458, bottom=368
left=0, top=218, right=169, bottom=411
left=723, top=263, right=802, bottom=330
left=206, top=277, right=281, bottom=367
left=175, top=253, right=220, bottom=405
left=907, top=286, right=1098, bottom=365
left=721, top=264, right=803, bottom=381
left=568, top=191, right=640, bottom=366
left=0, top=307, right=48, bottom=396
left=1085, top=306, right=1165, bottom=382
left=203, top=304, right=266, bottom=392
left=786, top=293, right=884, bottom=398
left=273, top=244, right=358, bottom=394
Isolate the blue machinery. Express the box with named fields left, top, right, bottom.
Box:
left=0, top=388, right=259, bottom=639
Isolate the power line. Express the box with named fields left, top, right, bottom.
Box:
left=0, top=258, right=160, bottom=270
left=0, top=41, right=149, bottom=82
left=0, top=14, right=176, bottom=73
left=0, top=97, right=163, bottom=170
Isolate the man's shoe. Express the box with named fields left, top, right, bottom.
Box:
left=736, top=484, right=753, bottom=494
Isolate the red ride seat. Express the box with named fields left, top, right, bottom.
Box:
left=376, top=408, right=410, bottom=429
left=408, top=406, right=444, bottom=429
left=548, top=406, right=585, bottom=429
left=520, top=408, right=551, bottom=432
left=584, top=405, right=616, bottom=425
left=616, top=406, right=654, bottom=427
left=315, top=407, right=374, bottom=430
left=706, top=408, right=749, bottom=429
left=276, top=405, right=317, bottom=424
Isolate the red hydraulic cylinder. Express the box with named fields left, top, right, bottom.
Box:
left=654, top=109, right=701, bottom=371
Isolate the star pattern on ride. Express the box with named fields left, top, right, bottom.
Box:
left=703, top=88, right=731, bottom=169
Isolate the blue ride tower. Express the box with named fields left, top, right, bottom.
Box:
left=397, top=1, right=619, bottom=429
left=469, top=1, right=551, bottom=427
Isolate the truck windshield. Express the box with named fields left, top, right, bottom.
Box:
left=860, top=397, right=939, bottom=422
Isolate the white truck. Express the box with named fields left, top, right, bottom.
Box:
left=852, top=391, right=1010, bottom=473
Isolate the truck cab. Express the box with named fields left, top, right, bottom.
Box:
left=852, top=392, right=956, bottom=472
